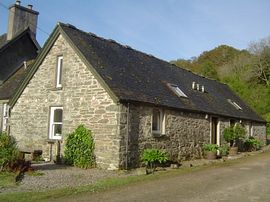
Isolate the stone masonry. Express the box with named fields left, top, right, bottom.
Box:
left=119, top=103, right=266, bottom=168
left=252, top=123, right=267, bottom=142
left=119, top=103, right=213, bottom=168
left=9, top=34, right=121, bottom=169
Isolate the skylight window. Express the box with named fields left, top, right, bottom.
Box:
left=227, top=99, right=242, bottom=110
left=168, top=83, right=188, bottom=98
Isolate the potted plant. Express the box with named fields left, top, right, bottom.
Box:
left=223, top=123, right=245, bottom=155
left=202, top=143, right=219, bottom=160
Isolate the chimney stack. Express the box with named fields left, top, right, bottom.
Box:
left=196, top=83, right=200, bottom=91
left=27, top=4, right=33, bottom=10
left=7, top=1, right=39, bottom=41
left=192, top=81, right=196, bottom=90
left=201, top=85, right=205, bottom=93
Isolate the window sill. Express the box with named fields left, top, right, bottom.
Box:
left=152, top=132, right=166, bottom=138
left=51, top=87, right=63, bottom=91
left=47, top=139, right=62, bottom=143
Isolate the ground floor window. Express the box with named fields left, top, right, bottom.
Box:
left=248, top=122, right=253, bottom=137
left=1, top=103, right=9, bottom=132
left=152, top=108, right=165, bottom=135
left=49, top=106, right=63, bottom=140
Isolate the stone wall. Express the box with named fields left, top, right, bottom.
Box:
left=228, top=120, right=266, bottom=145
left=120, top=103, right=213, bottom=168
left=9, top=34, right=121, bottom=169
left=119, top=103, right=268, bottom=168
left=253, top=123, right=267, bottom=144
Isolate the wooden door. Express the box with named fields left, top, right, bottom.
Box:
left=211, top=117, right=218, bottom=144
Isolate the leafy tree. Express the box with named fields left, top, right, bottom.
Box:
left=199, top=61, right=218, bottom=80
left=172, top=37, right=270, bottom=136
left=250, top=47, right=270, bottom=86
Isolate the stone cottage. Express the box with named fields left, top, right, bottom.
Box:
left=8, top=22, right=266, bottom=169
left=0, top=1, right=40, bottom=133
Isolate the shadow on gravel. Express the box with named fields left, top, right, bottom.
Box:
left=31, top=163, right=71, bottom=171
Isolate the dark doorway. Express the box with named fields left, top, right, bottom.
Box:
left=211, top=117, right=218, bottom=144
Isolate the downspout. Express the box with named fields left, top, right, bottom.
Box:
left=125, top=103, right=130, bottom=170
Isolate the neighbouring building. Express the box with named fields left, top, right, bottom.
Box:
left=8, top=23, right=266, bottom=169
left=0, top=0, right=40, bottom=132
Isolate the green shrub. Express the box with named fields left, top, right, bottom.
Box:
left=244, top=137, right=262, bottom=151
left=202, top=144, right=219, bottom=152
left=219, top=144, right=230, bottom=156
left=64, top=125, right=95, bottom=169
left=223, top=126, right=235, bottom=146
left=141, top=149, right=168, bottom=173
left=234, top=124, right=246, bottom=139
left=0, top=133, right=19, bottom=171
left=223, top=124, right=246, bottom=147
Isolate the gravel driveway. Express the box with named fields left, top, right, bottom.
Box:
left=1, top=163, right=134, bottom=193
left=1, top=147, right=269, bottom=195
left=64, top=151, right=270, bottom=202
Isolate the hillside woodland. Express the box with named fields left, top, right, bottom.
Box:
left=172, top=37, right=270, bottom=135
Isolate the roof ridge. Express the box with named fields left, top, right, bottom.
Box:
left=58, top=22, right=177, bottom=64
left=59, top=22, right=229, bottom=87
left=0, top=28, right=32, bottom=53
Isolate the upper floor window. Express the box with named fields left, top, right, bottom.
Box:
left=56, top=56, right=63, bottom=88
left=167, top=83, right=188, bottom=98
left=152, top=108, right=165, bottom=135
left=49, top=106, right=63, bottom=140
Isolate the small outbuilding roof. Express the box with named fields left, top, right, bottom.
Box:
left=0, top=28, right=39, bottom=83
left=0, top=64, right=29, bottom=100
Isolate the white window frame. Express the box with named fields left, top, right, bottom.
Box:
left=168, top=83, right=188, bottom=98
left=49, top=106, right=63, bottom=140
left=56, top=56, right=63, bottom=88
left=2, top=103, right=9, bottom=132
left=249, top=122, right=254, bottom=137
left=152, top=108, right=165, bottom=135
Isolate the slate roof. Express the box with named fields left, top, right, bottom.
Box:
left=0, top=63, right=29, bottom=100
left=11, top=23, right=265, bottom=123
left=58, top=23, right=265, bottom=123
left=0, top=28, right=39, bottom=83
left=0, top=34, right=7, bottom=49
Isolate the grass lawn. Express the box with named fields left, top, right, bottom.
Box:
left=0, top=172, right=17, bottom=189
left=0, top=151, right=269, bottom=202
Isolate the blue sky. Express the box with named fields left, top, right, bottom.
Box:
left=1, top=0, right=270, bottom=61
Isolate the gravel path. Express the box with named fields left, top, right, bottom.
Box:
left=1, top=163, right=135, bottom=193
left=1, top=146, right=269, bottom=194
left=62, top=151, right=270, bottom=202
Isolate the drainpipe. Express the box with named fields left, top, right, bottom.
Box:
left=125, top=103, right=130, bottom=170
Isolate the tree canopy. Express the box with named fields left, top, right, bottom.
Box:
left=171, top=38, right=270, bottom=135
